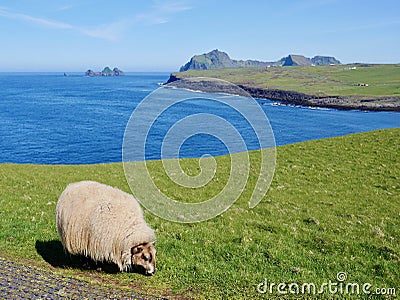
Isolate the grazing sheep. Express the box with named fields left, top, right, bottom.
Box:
left=56, top=181, right=156, bottom=275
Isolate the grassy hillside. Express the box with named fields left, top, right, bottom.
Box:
left=173, top=64, right=400, bottom=98
left=0, top=128, right=399, bottom=299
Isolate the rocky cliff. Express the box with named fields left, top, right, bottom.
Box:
left=311, top=56, right=342, bottom=66
left=282, top=55, right=313, bottom=66
left=179, top=49, right=271, bottom=71
left=180, top=50, right=341, bottom=71
left=85, top=67, right=125, bottom=76
left=165, top=74, right=399, bottom=112
left=281, top=54, right=342, bottom=66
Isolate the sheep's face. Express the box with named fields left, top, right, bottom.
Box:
left=131, top=242, right=156, bottom=276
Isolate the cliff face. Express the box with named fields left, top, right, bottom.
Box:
left=179, top=49, right=269, bottom=72
left=283, top=55, right=313, bottom=66
left=166, top=75, right=319, bottom=102
left=282, top=55, right=341, bottom=66
left=311, top=56, right=341, bottom=65
left=165, top=74, right=399, bottom=112
left=180, top=50, right=341, bottom=71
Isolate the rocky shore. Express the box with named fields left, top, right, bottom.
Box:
left=166, top=74, right=400, bottom=112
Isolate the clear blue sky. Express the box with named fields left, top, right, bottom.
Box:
left=0, top=0, right=399, bottom=71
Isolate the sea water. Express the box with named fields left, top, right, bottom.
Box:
left=0, top=73, right=399, bottom=164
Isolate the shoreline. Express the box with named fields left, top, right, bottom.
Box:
left=165, top=74, right=400, bottom=112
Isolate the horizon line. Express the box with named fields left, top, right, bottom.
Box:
left=1, top=61, right=399, bottom=74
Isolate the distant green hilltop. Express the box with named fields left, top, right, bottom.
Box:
left=179, top=49, right=341, bottom=71
left=85, top=67, right=125, bottom=76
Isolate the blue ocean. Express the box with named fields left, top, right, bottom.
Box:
left=0, top=73, right=399, bottom=164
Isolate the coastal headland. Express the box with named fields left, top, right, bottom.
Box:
left=166, top=50, right=400, bottom=112
left=166, top=66, right=400, bottom=112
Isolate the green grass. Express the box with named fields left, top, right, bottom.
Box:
left=174, top=64, right=400, bottom=97
left=1, top=128, right=399, bottom=299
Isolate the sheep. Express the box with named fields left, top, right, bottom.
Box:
left=56, top=180, right=156, bottom=275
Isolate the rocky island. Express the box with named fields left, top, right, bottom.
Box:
left=85, top=67, right=125, bottom=76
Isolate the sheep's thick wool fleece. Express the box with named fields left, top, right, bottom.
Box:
left=56, top=181, right=155, bottom=268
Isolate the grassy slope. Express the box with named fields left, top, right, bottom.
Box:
left=0, top=128, right=399, bottom=299
left=173, top=64, right=400, bottom=98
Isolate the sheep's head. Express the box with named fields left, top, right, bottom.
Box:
left=131, top=242, right=156, bottom=276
